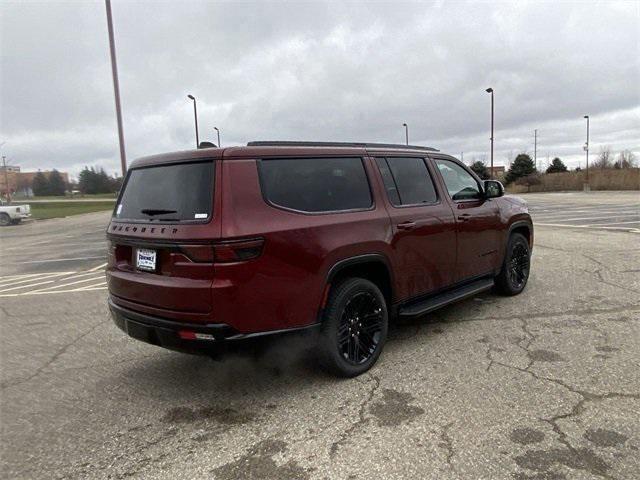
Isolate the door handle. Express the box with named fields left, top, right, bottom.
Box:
left=457, top=213, right=472, bottom=222
left=397, top=221, right=417, bottom=230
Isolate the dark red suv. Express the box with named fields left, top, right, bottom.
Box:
left=107, top=141, right=532, bottom=376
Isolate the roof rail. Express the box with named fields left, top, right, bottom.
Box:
left=246, top=141, right=438, bottom=152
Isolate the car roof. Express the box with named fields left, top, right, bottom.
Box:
left=129, top=142, right=442, bottom=169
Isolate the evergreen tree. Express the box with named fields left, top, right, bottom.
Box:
left=505, top=154, right=536, bottom=184
left=546, top=157, right=568, bottom=174
left=32, top=171, right=50, bottom=196
left=470, top=160, right=490, bottom=180
left=48, top=169, right=67, bottom=196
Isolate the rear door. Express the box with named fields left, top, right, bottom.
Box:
left=373, top=156, right=457, bottom=300
left=431, top=156, right=502, bottom=282
left=107, top=159, right=220, bottom=315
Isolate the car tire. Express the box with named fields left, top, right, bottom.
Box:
left=495, top=232, right=531, bottom=296
left=0, top=213, right=11, bottom=227
left=317, top=278, right=388, bottom=377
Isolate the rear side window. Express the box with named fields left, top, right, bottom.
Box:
left=259, top=157, right=372, bottom=213
left=115, top=161, right=214, bottom=222
left=375, top=157, right=438, bottom=206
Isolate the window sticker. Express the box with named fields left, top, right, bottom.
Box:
left=194, top=213, right=208, bottom=219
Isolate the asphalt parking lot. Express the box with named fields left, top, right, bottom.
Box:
left=1, top=192, right=639, bottom=480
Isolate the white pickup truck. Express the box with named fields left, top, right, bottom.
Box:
left=0, top=200, right=31, bottom=226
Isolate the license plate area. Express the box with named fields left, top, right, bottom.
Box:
left=136, top=248, right=157, bottom=272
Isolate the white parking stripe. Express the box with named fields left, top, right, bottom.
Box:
left=0, top=286, right=108, bottom=297
left=77, top=281, right=107, bottom=290
left=535, top=215, right=639, bottom=223
left=0, top=271, right=75, bottom=282
left=0, top=280, right=55, bottom=293
left=0, top=272, right=71, bottom=288
left=87, top=262, right=108, bottom=272
left=29, top=275, right=106, bottom=293
left=536, top=222, right=640, bottom=232
left=14, top=256, right=105, bottom=264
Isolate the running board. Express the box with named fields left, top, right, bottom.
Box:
left=398, top=277, right=495, bottom=318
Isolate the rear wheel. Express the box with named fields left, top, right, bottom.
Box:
left=0, top=213, right=11, bottom=226
left=318, top=278, right=388, bottom=377
left=495, top=232, right=531, bottom=295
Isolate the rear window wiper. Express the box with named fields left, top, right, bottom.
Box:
left=141, top=209, right=178, bottom=216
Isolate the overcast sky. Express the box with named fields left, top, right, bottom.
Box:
left=1, top=0, right=639, bottom=177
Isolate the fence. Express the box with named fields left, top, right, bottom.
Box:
left=507, top=168, right=640, bottom=193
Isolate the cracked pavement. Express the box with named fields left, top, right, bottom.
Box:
left=1, top=204, right=639, bottom=479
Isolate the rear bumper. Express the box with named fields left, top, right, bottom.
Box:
left=108, top=297, right=319, bottom=354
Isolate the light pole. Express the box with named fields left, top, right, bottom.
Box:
left=187, top=95, right=199, bottom=148
left=486, top=88, right=494, bottom=178
left=214, top=127, right=220, bottom=147
left=402, top=123, right=409, bottom=145
left=105, top=0, right=127, bottom=176
left=583, top=115, right=590, bottom=189
left=534, top=129, right=538, bottom=171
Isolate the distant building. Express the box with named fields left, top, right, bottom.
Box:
left=489, top=166, right=506, bottom=180
left=0, top=167, right=70, bottom=197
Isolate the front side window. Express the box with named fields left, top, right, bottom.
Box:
left=115, top=161, right=215, bottom=222
left=375, top=157, right=438, bottom=206
left=435, top=159, right=481, bottom=201
left=259, top=157, right=372, bottom=213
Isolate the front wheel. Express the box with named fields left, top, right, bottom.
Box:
left=0, top=213, right=11, bottom=227
left=317, top=278, right=388, bottom=377
left=495, top=232, right=531, bottom=295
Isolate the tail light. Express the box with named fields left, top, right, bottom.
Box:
left=213, top=238, right=264, bottom=263
left=179, top=238, right=264, bottom=264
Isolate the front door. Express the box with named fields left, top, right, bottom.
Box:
left=373, top=156, right=457, bottom=301
left=432, top=157, right=502, bottom=282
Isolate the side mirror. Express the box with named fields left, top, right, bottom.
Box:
left=483, top=180, right=504, bottom=198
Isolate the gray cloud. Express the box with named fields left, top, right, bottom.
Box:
left=1, top=0, right=638, bottom=177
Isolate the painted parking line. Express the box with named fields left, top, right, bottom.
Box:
left=0, top=280, right=56, bottom=293
left=535, top=222, right=640, bottom=233
left=0, top=272, right=73, bottom=288
left=0, top=265, right=108, bottom=297
left=0, top=284, right=107, bottom=297
left=14, top=256, right=106, bottom=265
left=29, top=275, right=106, bottom=293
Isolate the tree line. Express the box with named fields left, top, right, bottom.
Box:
left=469, top=147, right=637, bottom=188
left=30, top=167, right=122, bottom=196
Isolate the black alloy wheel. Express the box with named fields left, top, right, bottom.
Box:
left=318, top=278, right=388, bottom=377
left=495, top=232, right=531, bottom=296
left=338, top=291, right=384, bottom=365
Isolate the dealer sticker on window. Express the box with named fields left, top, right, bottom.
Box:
left=136, top=248, right=156, bottom=271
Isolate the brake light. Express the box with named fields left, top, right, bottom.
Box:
left=179, top=239, right=264, bottom=263
left=213, top=238, right=264, bottom=263
left=179, top=245, right=215, bottom=263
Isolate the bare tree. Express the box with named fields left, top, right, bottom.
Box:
left=592, top=146, right=613, bottom=169
left=614, top=150, right=637, bottom=169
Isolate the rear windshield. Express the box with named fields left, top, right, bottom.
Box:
left=114, top=161, right=214, bottom=222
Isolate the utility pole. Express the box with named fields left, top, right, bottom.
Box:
left=2, top=156, right=11, bottom=204
left=402, top=123, right=409, bottom=145
left=533, top=130, right=537, bottom=170
left=105, top=0, right=127, bottom=176
left=584, top=115, right=590, bottom=191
